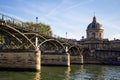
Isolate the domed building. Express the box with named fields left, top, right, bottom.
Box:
left=79, top=16, right=120, bottom=64
left=80, top=16, right=109, bottom=50
left=86, top=16, right=104, bottom=40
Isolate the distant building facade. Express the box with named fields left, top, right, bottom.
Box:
left=80, top=16, right=109, bottom=50
left=79, top=16, right=120, bottom=63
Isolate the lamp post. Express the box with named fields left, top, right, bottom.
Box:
left=66, top=32, right=68, bottom=53
left=35, top=17, right=41, bottom=71
left=66, top=32, right=67, bottom=39
left=35, top=17, right=38, bottom=31
left=36, top=17, right=38, bottom=24
left=35, top=17, right=38, bottom=48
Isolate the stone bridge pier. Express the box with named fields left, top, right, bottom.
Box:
left=35, top=48, right=41, bottom=71
left=68, top=46, right=83, bottom=64
left=0, top=49, right=41, bottom=71
left=41, top=53, right=70, bottom=66
left=40, top=39, right=70, bottom=67
left=70, top=55, right=83, bottom=64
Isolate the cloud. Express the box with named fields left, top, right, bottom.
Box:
left=0, top=4, right=29, bottom=21
left=46, top=0, right=93, bottom=17
left=45, top=1, right=64, bottom=17
left=0, top=5, right=16, bottom=11
left=65, top=0, right=92, bottom=10
left=42, top=0, right=93, bottom=40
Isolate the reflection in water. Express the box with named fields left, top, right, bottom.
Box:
left=69, top=65, right=85, bottom=80
left=0, top=65, right=120, bottom=80
left=34, top=72, right=41, bottom=80
left=82, top=64, right=104, bottom=80
left=41, top=66, right=70, bottom=80
left=0, top=71, right=37, bottom=80
left=102, top=66, right=120, bottom=80
left=64, top=66, right=71, bottom=80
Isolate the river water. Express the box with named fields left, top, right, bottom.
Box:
left=0, top=64, right=120, bottom=80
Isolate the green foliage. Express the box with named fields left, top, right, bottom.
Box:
left=25, top=22, right=52, bottom=36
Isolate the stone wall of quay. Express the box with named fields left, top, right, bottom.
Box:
left=83, top=57, right=102, bottom=64
left=0, top=51, right=40, bottom=71
left=41, top=53, right=70, bottom=66
left=70, top=55, right=83, bottom=64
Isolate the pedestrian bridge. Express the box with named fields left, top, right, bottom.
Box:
left=0, top=13, right=82, bottom=54
left=0, top=13, right=83, bottom=71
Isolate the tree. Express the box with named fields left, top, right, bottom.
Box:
left=25, top=22, right=52, bottom=36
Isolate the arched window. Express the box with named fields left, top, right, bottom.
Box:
left=87, top=33, right=89, bottom=38
left=92, top=32, right=95, bottom=38
left=99, top=33, right=102, bottom=39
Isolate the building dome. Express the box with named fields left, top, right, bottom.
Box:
left=86, top=16, right=104, bottom=39
left=87, top=16, right=102, bottom=29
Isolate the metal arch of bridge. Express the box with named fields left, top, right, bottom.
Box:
left=0, top=22, right=36, bottom=48
left=38, top=39, right=66, bottom=52
left=0, top=23, right=66, bottom=52
left=0, top=13, right=82, bottom=54
left=68, top=45, right=82, bottom=56
left=0, top=14, right=66, bottom=52
left=24, top=33, right=46, bottom=40
left=62, top=41, right=83, bottom=56
left=16, top=32, right=67, bottom=52
left=83, top=48, right=91, bottom=55
left=0, top=28, right=22, bottom=43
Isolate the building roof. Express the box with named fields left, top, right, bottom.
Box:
left=87, top=16, right=103, bottom=30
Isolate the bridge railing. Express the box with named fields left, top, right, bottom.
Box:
left=0, top=13, right=80, bottom=46
left=52, top=34, right=79, bottom=46
left=0, top=13, right=29, bottom=28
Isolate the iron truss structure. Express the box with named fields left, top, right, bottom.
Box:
left=0, top=13, right=83, bottom=55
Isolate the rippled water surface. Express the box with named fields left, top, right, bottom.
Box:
left=0, top=64, right=120, bottom=80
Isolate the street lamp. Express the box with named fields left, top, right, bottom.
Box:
left=65, top=32, right=68, bottom=53
left=35, top=17, right=38, bottom=48
left=36, top=17, right=38, bottom=24
left=66, top=32, right=67, bottom=39
left=36, top=17, right=38, bottom=32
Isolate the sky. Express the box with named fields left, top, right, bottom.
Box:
left=0, top=0, right=120, bottom=40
